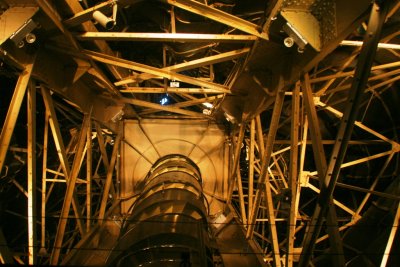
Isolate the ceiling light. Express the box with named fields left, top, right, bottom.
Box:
left=93, top=11, right=116, bottom=30
left=202, top=102, right=213, bottom=109
left=25, top=33, right=36, bottom=44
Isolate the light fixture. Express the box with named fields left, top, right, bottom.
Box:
left=284, top=37, right=294, bottom=48
left=160, top=96, right=169, bottom=105
left=169, top=80, right=180, bottom=88
left=9, top=18, right=38, bottom=48
left=282, top=22, right=308, bottom=52
left=25, top=33, right=36, bottom=44
left=93, top=11, right=116, bottom=30
left=202, top=102, right=213, bottom=109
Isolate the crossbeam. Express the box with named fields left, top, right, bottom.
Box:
left=76, top=32, right=258, bottom=42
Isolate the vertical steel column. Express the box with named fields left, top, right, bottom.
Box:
left=40, top=111, right=49, bottom=253
left=298, top=2, right=389, bottom=266
left=248, top=119, right=255, bottom=220
left=286, top=83, right=300, bottom=267
left=86, top=119, right=92, bottom=232
left=0, top=61, right=34, bottom=173
left=27, top=80, right=37, bottom=265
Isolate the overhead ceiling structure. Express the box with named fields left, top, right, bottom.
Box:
left=0, top=0, right=400, bottom=266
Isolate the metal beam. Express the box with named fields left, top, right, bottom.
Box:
left=120, top=87, right=224, bottom=94
left=286, top=83, right=300, bottom=267
left=116, top=47, right=250, bottom=85
left=27, top=80, right=37, bottom=265
left=139, top=95, right=223, bottom=115
left=247, top=90, right=285, bottom=267
left=123, top=98, right=207, bottom=117
left=298, top=2, right=390, bottom=266
left=50, top=112, right=91, bottom=265
left=164, top=0, right=267, bottom=39
left=248, top=119, right=255, bottom=221
left=0, top=60, right=34, bottom=173
left=0, top=227, right=13, bottom=264
left=86, top=119, right=92, bottom=232
left=40, top=111, right=49, bottom=254
left=302, top=73, right=345, bottom=266
left=227, top=123, right=246, bottom=204
left=76, top=32, right=258, bottom=42
left=380, top=201, right=400, bottom=267
left=98, top=123, right=122, bottom=225
left=83, top=49, right=231, bottom=93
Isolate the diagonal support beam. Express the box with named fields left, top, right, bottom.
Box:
left=49, top=111, right=91, bottom=265
left=0, top=226, right=14, bottom=263
left=380, top=201, right=400, bottom=267
left=298, top=2, right=390, bottom=266
left=247, top=90, right=285, bottom=267
left=123, top=98, right=208, bottom=117
left=302, top=74, right=345, bottom=266
left=0, top=60, right=34, bottom=173
left=164, top=0, right=267, bottom=39
left=98, top=123, right=122, bottom=225
left=115, top=47, right=250, bottom=85
left=83, top=49, right=231, bottom=93
left=139, top=95, right=223, bottom=115
left=227, top=123, right=246, bottom=204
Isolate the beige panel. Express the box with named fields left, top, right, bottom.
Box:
left=121, top=119, right=228, bottom=215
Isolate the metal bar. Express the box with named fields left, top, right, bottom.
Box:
left=247, top=91, right=285, bottom=267
left=116, top=48, right=250, bottom=85
left=309, top=61, right=400, bottom=84
left=236, top=166, right=247, bottom=225
left=27, top=80, right=37, bottom=265
left=302, top=73, right=345, bottom=266
left=41, top=111, right=49, bottom=252
left=318, top=101, right=400, bottom=146
left=139, top=95, right=224, bottom=115
left=335, top=181, right=400, bottom=201
left=63, top=0, right=115, bottom=27
left=98, top=123, right=122, bottom=225
left=86, top=119, right=92, bottom=232
left=120, top=87, right=224, bottom=94
left=227, top=123, right=246, bottom=204
left=248, top=119, right=255, bottom=221
left=50, top=113, right=91, bottom=265
left=247, top=90, right=284, bottom=237
left=0, top=227, right=13, bottom=264
left=306, top=183, right=356, bottom=216
left=255, top=115, right=265, bottom=161
left=83, top=49, right=231, bottom=93
left=380, top=201, right=400, bottom=267
left=164, top=0, right=266, bottom=39
left=355, top=154, right=395, bottom=216
left=298, top=3, right=390, bottom=265
left=286, top=83, right=300, bottom=267
left=76, top=32, right=258, bottom=42
left=308, top=150, right=394, bottom=176
left=123, top=98, right=207, bottom=117
left=0, top=61, right=34, bottom=173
